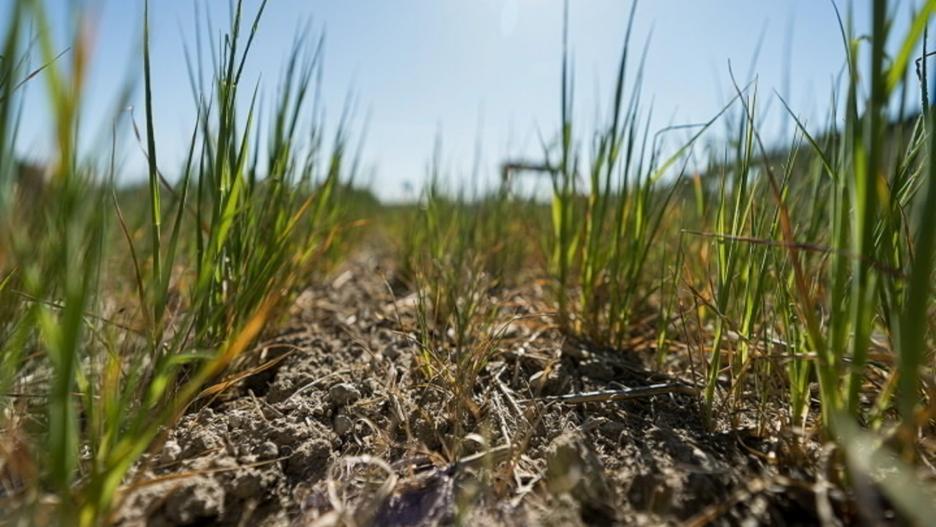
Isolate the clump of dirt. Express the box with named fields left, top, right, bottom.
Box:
left=115, top=253, right=844, bottom=526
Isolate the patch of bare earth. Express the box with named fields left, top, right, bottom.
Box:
left=115, top=253, right=842, bottom=526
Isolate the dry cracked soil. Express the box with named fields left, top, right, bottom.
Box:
left=115, top=253, right=848, bottom=527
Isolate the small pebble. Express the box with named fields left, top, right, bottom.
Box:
left=160, top=440, right=182, bottom=464
left=333, top=414, right=353, bottom=435
left=257, top=440, right=279, bottom=460
left=328, top=383, right=361, bottom=406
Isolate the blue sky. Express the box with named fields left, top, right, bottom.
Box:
left=7, top=1, right=926, bottom=200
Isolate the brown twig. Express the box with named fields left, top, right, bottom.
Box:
left=528, top=382, right=700, bottom=405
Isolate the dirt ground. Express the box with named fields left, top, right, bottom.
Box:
left=114, top=253, right=856, bottom=526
